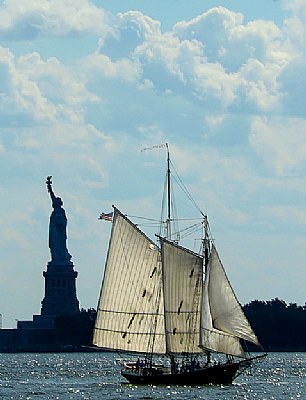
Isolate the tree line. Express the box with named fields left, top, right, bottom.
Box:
left=243, top=298, right=306, bottom=351
left=54, top=298, right=306, bottom=352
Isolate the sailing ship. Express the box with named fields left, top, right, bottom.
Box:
left=93, top=144, right=266, bottom=385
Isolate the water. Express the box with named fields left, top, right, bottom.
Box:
left=0, top=352, right=305, bottom=399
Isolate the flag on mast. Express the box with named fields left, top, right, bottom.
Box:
left=99, top=212, right=113, bottom=222
left=141, top=143, right=168, bottom=152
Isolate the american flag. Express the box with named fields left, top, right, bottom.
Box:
left=98, top=212, right=113, bottom=222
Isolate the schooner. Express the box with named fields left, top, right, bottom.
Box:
left=93, top=144, right=266, bottom=385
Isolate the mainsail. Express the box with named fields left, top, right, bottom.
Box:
left=93, top=207, right=165, bottom=354
left=161, top=238, right=203, bottom=354
left=201, top=245, right=260, bottom=357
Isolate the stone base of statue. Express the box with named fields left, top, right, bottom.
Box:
left=41, top=261, right=80, bottom=317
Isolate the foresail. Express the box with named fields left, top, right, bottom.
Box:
left=200, top=245, right=260, bottom=357
left=161, top=238, right=203, bottom=354
left=93, top=207, right=165, bottom=354
left=201, top=249, right=244, bottom=357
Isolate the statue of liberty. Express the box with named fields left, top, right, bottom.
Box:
left=46, top=176, right=72, bottom=265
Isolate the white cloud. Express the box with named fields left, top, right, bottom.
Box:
left=98, top=11, right=161, bottom=59
left=84, top=52, right=140, bottom=83
left=0, top=47, right=103, bottom=131
left=116, top=10, right=161, bottom=44
left=237, top=59, right=284, bottom=113
left=174, top=7, right=285, bottom=70
left=18, top=52, right=98, bottom=109
left=283, top=0, right=306, bottom=52
left=0, top=47, right=56, bottom=124
left=0, top=0, right=110, bottom=39
left=89, top=6, right=293, bottom=115
left=250, top=116, right=306, bottom=176
left=174, top=7, right=244, bottom=47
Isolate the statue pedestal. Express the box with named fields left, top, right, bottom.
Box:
left=41, top=262, right=80, bottom=317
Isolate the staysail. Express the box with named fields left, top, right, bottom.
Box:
left=161, top=238, right=203, bottom=354
left=201, top=245, right=260, bottom=357
left=93, top=207, right=166, bottom=354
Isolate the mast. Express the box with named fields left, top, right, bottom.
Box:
left=166, top=143, right=171, bottom=240
left=202, top=214, right=211, bottom=363
left=204, top=215, right=210, bottom=270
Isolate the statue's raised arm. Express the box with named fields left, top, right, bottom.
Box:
left=46, top=176, right=56, bottom=204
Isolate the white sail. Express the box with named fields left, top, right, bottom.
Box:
left=161, top=238, right=203, bottom=354
left=93, top=207, right=166, bottom=354
left=201, top=245, right=260, bottom=357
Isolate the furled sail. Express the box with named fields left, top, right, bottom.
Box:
left=161, top=238, right=203, bottom=354
left=93, top=207, right=166, bottom=354
left=201, top=245, right=260, bottom=357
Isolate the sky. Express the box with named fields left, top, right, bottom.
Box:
left=1, top=0, right=306, bottom=329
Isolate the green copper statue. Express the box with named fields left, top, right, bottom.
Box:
left=46, top=176, right=72, bottom=265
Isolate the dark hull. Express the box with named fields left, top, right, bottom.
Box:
left=122, top=361, right=242, bottom=385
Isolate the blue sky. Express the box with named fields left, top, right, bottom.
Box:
left=1, top=0, right=306, bottom=328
